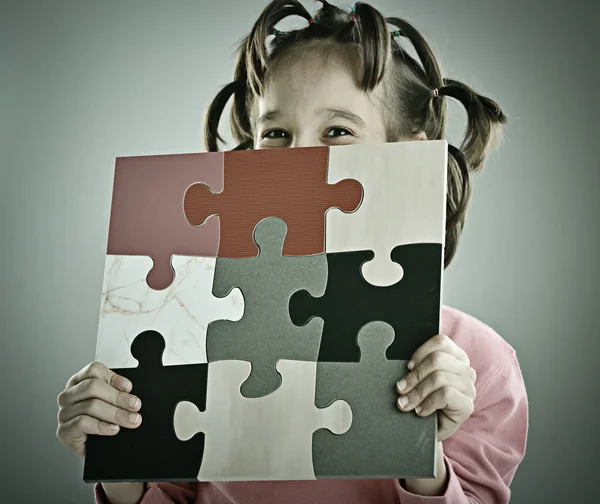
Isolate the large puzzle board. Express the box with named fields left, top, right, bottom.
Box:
left=84, top=140, right=448, bottom=482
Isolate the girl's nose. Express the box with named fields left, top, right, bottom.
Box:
left=290, top=133, right=321, bottom=149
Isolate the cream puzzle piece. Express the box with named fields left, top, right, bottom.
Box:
left=325, top=140, right=447, bottom=287
left=173, top=359, right=353, bottom=481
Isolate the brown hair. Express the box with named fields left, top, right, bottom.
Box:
left=203, top=0, right=508, bottom=268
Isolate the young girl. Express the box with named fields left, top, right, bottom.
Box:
left=56, top=1, right=528, bottom=503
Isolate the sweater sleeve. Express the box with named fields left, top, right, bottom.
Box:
left=95, top=482, right=198, bottom=504
left=395, top=350, right=529, bottom=504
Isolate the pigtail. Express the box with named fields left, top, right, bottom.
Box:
left=246, top=0, right=313, bottom=96
left=230, top=38, right=253, bottom=148
left=439, top=79, right=508, bottom=170
left=204, top=80, right=245, bottom=152
left=385, top=17, right=443, bottom=90
left=385, top=16, right=445, bottom=133
left=444, top=144, right=471, bottom=267
left=348, top=3, right=389, bottom=90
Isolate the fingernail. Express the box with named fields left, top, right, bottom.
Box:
left=397, top=379, right=407, bottom=392
left=110, top=424, right=119, bottom=430
left=129, top=413, right=140, bottom=424
left=121, top=379, right=131, bottom=391
left=407, top=361, right=414, bottom=370
left=129, top=397, right=140, bottom=409
left=415, top=406, right=422, bottom=415
left=398, top=396, right=410, bottom=408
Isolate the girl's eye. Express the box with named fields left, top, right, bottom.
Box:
left=263, top=129, right=289, bottom=139
left=326, top=127, right=352, bottom=137
left=261, top=127, right=354, bottom=141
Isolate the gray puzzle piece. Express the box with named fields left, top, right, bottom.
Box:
left=313, top=321, right=438, bottom=479
left=206, top=217, right=326, bottom=398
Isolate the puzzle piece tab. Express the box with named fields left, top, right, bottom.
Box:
left=84, top=330, right=208, bottom=482
left=289, top=244, right=443, bottom=362
left=325, top=140, right=447, bottom=287
left=206, top=217, right=327, bottom=398
left=312, top=321, right=437, bottom=479
left=107, top=153, right=223, bottom=290
left=183, top=146, right=363, bottom=258
left=96, top=255, right=244, bottom=369
left=173, top=359, right=352, bottom=481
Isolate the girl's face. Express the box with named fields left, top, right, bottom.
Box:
left=254, top=49, right=406, bottom=150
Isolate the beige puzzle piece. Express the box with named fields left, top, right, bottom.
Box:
left=325, top=140, right=448, bottom=287
left=173, top=359, right=353, bottom=481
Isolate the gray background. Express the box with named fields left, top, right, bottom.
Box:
left=1, top=0, right=598, bottom=502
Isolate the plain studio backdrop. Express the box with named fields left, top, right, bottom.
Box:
left=1, top=0, right=598, bottom=502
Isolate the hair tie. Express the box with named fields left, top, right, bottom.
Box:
left=392, top=30, right=401, bottom=37
left=308, top=17, right=316, bottom=24
left=350, top=4, right=357, bottom=12
left=433, top=88, right=439, bottom=98
left=273, top=28, right=280, bottom=36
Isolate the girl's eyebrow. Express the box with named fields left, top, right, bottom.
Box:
left=257, top=108, right=366, bottom=127
left=322, top=108, right=366, bottom=128
left=257, top=110, right=281, bottom=125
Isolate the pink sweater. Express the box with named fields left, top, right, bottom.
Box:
left=94, top=305, right=529, bottom=504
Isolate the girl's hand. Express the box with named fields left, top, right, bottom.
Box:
left=396, top=334, right=476, bottom=442
left=56, top=362, right=143, bottom=459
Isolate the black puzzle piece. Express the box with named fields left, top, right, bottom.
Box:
left=289, top=243, right=442, bottom=362
left=83, top=330, right=208, bottom=482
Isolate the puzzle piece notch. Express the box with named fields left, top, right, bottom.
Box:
left=312, top=321, right=437, bottom=479
left=207, top=217, right=327, bottom=399
left=173, top=359, right=352, bottom=481
left=288, top=244, right=442, bottom=362
left=325, top=140, right=447, bottom=287
left=183, top=146, right=363, bottom=258
left=107, top=152, right=224, bottom=290
left=84, top=330, right=208, bottom=482
left=96, top=254, right=244, bottom=369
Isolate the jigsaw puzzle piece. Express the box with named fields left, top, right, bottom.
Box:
left=96, top=255, right=244, bottom=369
left=84, top=330, right=208, bottom=482
left=312, top=321, right=437, bottom=479
left=289, top=244, right=442, bottom=362
left=107, top=152, right=223, bottom=290
left=183, top=146, right=363, bottom=258
left=206, top=217, right=327, bottom=398
left=173, top=359, right=352, bottom=481
left=325, top=140, right=447, bottom=287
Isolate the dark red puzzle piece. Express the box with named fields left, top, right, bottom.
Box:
left=107, top=153, right=223, bottom=290
left=183, top=146, right=363, bottom=258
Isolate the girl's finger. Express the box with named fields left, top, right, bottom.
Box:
left=66, top=361, right=131, bottom=393
left=59, top=376, right=141, bottom=413
left=413, top=386, right=474, bottom=419
left=397, top=371, right=472, bottom=412
left=58, top=397, right=142, bottom=430
left=408, top=334, right=470, bottom=371
left=397, top=351, right=466, bottom=395
left=56, top=414, right=122, bottom=458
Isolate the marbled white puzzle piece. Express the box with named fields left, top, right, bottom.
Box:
left=173, top=359, right=352, bottom=481
left=107, top=152, right=223, bottom=290
left=325, top=140, right=447, bottom=287
left=312, top=321, right=437, bottom=479
left=183, top=146, right=362, bottom=258
left=289, top=244, right=443, bottom=362
left=206, top=217, right=327, bottom=398
left=96, top=255, right=244, bottom=368
left=84, top=330, right=208, bottom=482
